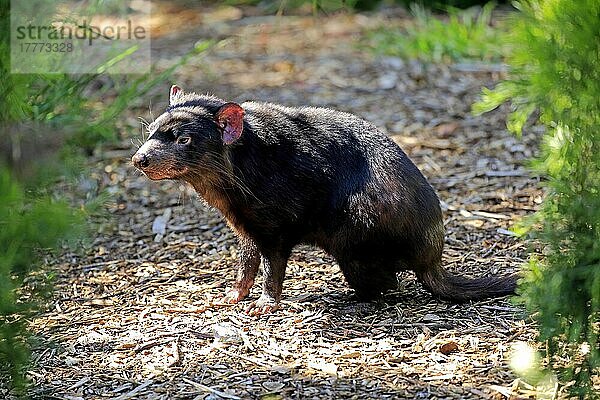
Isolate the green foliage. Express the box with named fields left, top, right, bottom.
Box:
left=366, top=3, right=507, bottom=63
left=3, top=62, right=201, bottom=156
left=474, top=0, right=600, bottom=395
left=397, top=0, right=506, bottom=10
left=0, top=0, right=208, bottom=392
left=0, top=168, right=83, bottom=391
left=1, top=0, right=208, bottom=155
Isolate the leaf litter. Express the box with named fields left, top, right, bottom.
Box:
left=15, top=4, right=551, bottom=400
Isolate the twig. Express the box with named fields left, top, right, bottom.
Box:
left=134, top=337, right=175, bottom=352
left=67, top=376, right=91, bottom=390
left=167, top=338, right=181, bottom=368
left=182, top=378, right=241, bottom=400
left=215, top=346, right=272, bottom=368
left=113, top=379, right=153, bottom=400
left=485, top=169, right=530, bottom=177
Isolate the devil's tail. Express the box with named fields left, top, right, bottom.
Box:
left=416, top=263, right=518, bottom=302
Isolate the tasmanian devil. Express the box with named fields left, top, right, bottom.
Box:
left=132, top=85, right=517, bottom=315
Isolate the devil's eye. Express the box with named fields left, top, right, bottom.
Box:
left=177, top=136, right=191, bottom=145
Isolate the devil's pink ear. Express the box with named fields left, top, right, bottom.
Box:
left=169, top=85, right=183, bottom=104
left=216, top=103, right=244, bottom=145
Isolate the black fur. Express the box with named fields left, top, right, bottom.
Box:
left=132, top=90, right=517, bottom=313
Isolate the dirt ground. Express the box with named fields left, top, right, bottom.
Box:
left=21, top=4, right=555, bottom=399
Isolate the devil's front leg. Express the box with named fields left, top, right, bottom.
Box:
left=222, top=236, right=261, bottom=304
left=246, top=249, right=290, bottom=315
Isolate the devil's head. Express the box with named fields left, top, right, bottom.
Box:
left=132, top=85, right=244, bottom=181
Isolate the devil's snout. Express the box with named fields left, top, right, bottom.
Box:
left=132, top=152, right=149, bottom=169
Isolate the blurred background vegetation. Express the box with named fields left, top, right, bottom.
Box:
left=366, top=2, right=507, bottom=63
left=0, top=0, right=201, bottom=392
left=1, top=0, right=598, bottom=397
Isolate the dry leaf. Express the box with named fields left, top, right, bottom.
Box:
left=435, top=122, right=459, bottom=136
left=440, top=342, right=459, bottom=355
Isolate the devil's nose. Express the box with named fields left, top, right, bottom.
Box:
left=132, top=152, right=149, bottom=168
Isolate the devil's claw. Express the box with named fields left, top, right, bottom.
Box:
left=245, top=295, right=280, bottom=316
left=222, top=287, right=250, bottom=304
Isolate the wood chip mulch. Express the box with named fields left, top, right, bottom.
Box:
left=6, top=5, right=569, bottom=400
